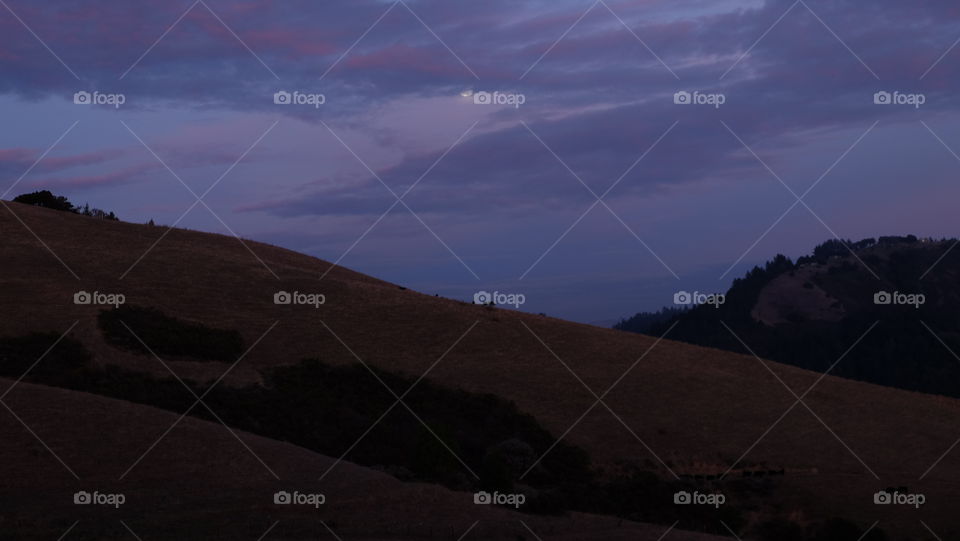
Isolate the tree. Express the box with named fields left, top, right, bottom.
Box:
left=12, top=190, right=76, bottom=212
left=12, top=190, right=119, bottom=221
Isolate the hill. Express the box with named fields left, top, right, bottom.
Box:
left=2, top=202, right=960, bottom=539
left=1, top=377, right=728, bottom=540
left=622, top=236, right=960, bottom=398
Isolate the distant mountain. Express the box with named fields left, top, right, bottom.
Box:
left=624, top=236, right=960, bottom=398
left=614, top=306, right=688, bottom=334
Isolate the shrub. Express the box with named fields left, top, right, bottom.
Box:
left=98, top=305, right=244, bottom=362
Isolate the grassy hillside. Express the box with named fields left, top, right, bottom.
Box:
left=2, top=202, right=959, bottom=539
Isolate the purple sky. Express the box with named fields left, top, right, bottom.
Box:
left=2, top=0, right=960, bottom=323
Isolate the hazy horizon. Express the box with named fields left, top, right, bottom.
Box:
left=3, top=0, right=960, bottom=322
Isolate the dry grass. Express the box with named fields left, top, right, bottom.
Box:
left=2, top=201, right=959, bottom=538
left=0, top=377, right=725, bottom=540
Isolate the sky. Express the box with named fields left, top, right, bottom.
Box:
left=2, top=0, right=960, bottom=323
